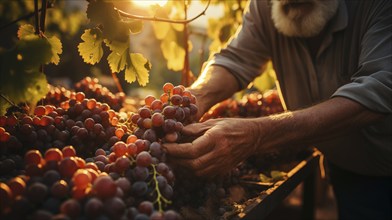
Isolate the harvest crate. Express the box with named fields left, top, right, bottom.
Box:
left=234, top=150, right=321, bottom=220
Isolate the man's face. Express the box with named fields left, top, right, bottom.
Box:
left=271, top=0, right=339, bottom=37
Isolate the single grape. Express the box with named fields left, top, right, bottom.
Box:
left=34, top=105, right=46, bottom=116
left=58, top=157, right=78, bottom=178
left=162, top=106, right=176, bottom=119
left=44, top=148, right=63, bottom=162
left=72, top=169, right=92, bottom=190
left=163, top=82, right=174, bottom=93
left=114, top=156, right=131, bottom=173
left=131, top=181, right=148, bottom=197
left=60, top=198, right=81, bottom=219
left=92, top=175, right=117, bottom=199
left=138, top=201, right=154, bottom=215
left=143, top=129, right=157, bottom=143
left=144, top=95, right=156, bottom=106
left=84, top=197, right=103, bottom=218
left=138, top=107, right=151, bottom=118
left=25, top=150, right=43, bottom=166
left=136, top=151, right=152, bottom=167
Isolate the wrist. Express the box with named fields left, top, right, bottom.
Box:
left=252, top=112, right=298, bottom=152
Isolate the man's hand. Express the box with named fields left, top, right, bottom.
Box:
left=163, top=97, right=386, bottom=178
left=163, top=118, right=261, bottom=177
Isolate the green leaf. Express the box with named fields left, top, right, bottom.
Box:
left=219, top=23, right=233, bottom=43
left=105, top=39, right=129, bottom=73
left=78, top=29, right=104, bottom=65
left=17, top=24, right=35, bottom=39
left=105, top=40, right=150, bottom=86
left=104, top=39, right=129, bottom=55
left=161, top=38, right=185, bottom=71
left=153, top=21, right=171, bottom=40
left=126, top=53, right=150, bottom=86
left=253, top=61, right=276, bottom=93
left=152, top=6, right=171, bottom=40
left=16, top=37, right=53, bottom=70
left=270, top=170, right=287, bottom=181
left=86, top=0, right=118, bottom=25
left=259, top=173, right=272, bottom=182
left=0, top=49, right=49, bottom=115
left=47, top=36, right=63, bottom=65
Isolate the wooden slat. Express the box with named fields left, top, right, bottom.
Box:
left=239, top=151, right=321, bottom=220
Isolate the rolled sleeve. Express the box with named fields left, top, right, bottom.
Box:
left=333, top=72, right=392, bottom=113
left=208, top=0, right=271, bottom=89
left=332, top=1, right=392, bottom=113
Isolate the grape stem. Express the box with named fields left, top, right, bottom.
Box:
left=151, top=164, right=171, bottom=212
left=40, top=0, right=48, bottom=33
left=34, top=0, right=40, bottom=35
left=0, top=93, right=18, bottom=107
left=111, top=72, right=124, bottom=93
left=114, top=0, right=211, bottom=24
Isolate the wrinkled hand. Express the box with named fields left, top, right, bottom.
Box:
left=163, top=118, right=261, bottom=177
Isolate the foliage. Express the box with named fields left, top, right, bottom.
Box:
left=204, top=0, right=276, bottom=92
left=151, top=2, right=188, bottom=72
left=0, top=0, right=87, bottom=38
left=0, top=24, right=62, bottom=115
left=205, top=0, right=248, bottom=55
left=78, top=0, right=151, bottom=86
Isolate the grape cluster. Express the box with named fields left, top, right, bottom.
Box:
left=131, top=83, right=198, bottom=143
left=0, top=146, right=181, bottom=219
left=201, top=89, right=284, bottom=121
left=75, top=77, right=126, bottom=111
left=1, top=81, right=291, bottom=220
left=39, top=85, right=72, bottom=106
left=1, top=82, right=201, bottom=219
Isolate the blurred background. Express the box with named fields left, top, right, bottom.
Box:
left=1, top=0, right=269, bottom=98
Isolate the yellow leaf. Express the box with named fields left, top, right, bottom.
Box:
left=78, top=29, right=104, bottom=65
left=128, top=53, right=150, bottom=86
left=17, top=24, right=36, bottom=40
left=47, top=36, right=63, bottom=65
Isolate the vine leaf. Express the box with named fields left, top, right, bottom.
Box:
left=161, top=38, right=185, bottom=71
left=127, top=53, right=151, bottom=86
left=17, top=24, right=35, bottom=39
left=86, top=0, right=128, bottom=42
left=78, top=29, right=104, bottom=65
left=105, top=40, right=129, bottom=73
left=16, top=24, right=63, bottom=65
left=152, top=5, right=171, bottom=39
left=47, top=36, right=62, bottom=65
left=0, top=71, right=48, bottom=115
left=86, top=0, right=119, bottom=25
left=253, top=61, right=276, bottom=93
left=105, top=40, right=151, bottom=86
left=0, top=38, right=50, bottom=115
left=16, top=37, right=53, bottom=70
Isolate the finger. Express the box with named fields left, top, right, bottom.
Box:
left=181, top=123, right=209, bottom=136
left=181, top=118, right=223, bottom=136
left=163, top=134, right=214, bottom=159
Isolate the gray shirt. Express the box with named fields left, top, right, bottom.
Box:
left=210, top=0, right=392, bottom=176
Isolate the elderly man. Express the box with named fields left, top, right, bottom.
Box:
left=165, top=0, right=391, bottom=219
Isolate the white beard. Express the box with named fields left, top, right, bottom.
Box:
left=271, top=0, right=340, bottom=37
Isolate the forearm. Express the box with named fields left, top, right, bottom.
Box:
left=254, top=97, right=386, bottom=152
left=190, top=65, right=239, bottom=117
